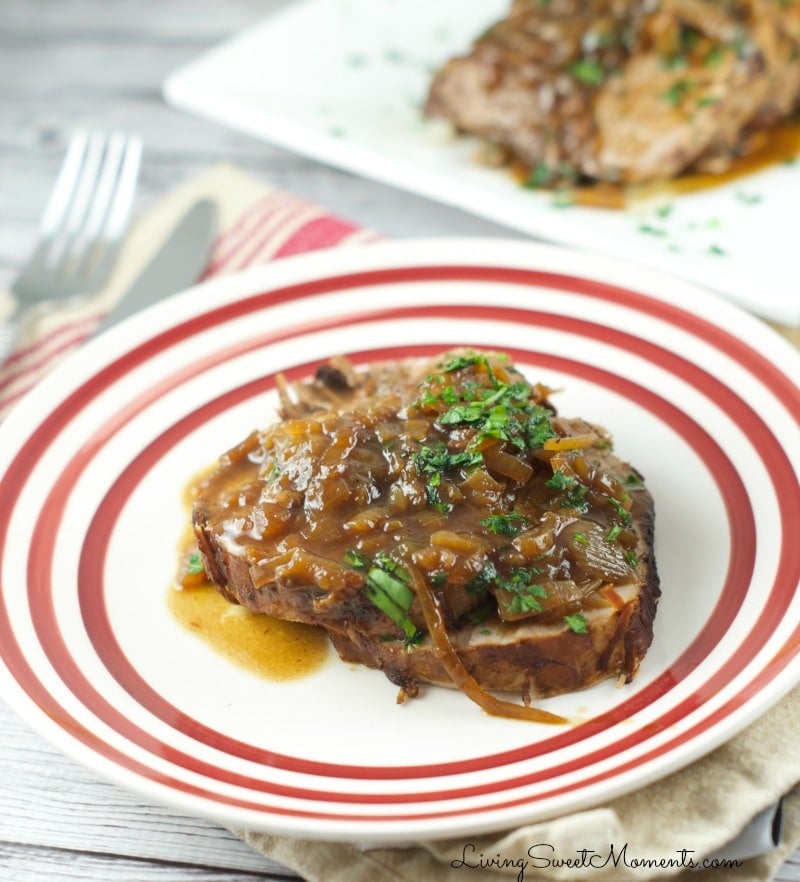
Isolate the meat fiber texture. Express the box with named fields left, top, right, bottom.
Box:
left=425, top=0, right=800, bottom=185
left=193, top=352, right=660, bottom=702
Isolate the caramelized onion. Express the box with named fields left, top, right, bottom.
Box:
left=406, top=565, right=567, bottom=725
left=543, top=433, right=598, bottom=451
left=482, top=446, right=534, bottom=483
left=430, top=531, right=486, bottom=554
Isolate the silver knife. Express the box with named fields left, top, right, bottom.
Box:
left=93, top=198, right=218, bottom=335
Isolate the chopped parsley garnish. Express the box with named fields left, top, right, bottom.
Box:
left=659, top=26, right=700, bottom=71
left=466, top=561, right=498, bottom=596
left=422, top=355, right=556, bottom=455
left=345, top=550, right=420, bottom=645
left=496, top=568, right=547, bottom=615
left=662, top=78, right=697, bottom=107
left=523, top=162, right=578, bottom=190
left=413, top=443, right=483, bottom=475
left=524, top=407, right=558, bottom=448
left=525, top=163, right=553, bottom=189
left=561, top=483, right=590, bottom=514
left=704, top=44, right=726, bottom=68
left=439, top=401, right=495, bottom=425
left=606, top=496, right=632, bottom=526
left=412, top=442, right=483, bottom=513
left=420, top=384, right=459, bottom=406
left=469, top=561, right=549, bottom=617
left=567, top=58, right=605, bottom=85
left=638, top=223, right=668, bottom=237
left=424, top=473, right=451, bottom=513
left=564, top=612, right=588, bottom=634
left=442, top=352, right=499, bottom=375
left=343, top=549, right=370, bottom=569
left=186, top=552, right=205, bottom=575
left=439, top=394, right=555, bottom=452
left=546, top=469, right=575, bottom=491
left=481, top=512, right=528, bottom=535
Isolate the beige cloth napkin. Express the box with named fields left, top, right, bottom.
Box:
left=237, top=688, right=800, bottom=882
left=4, top=165, right=798, bottom=881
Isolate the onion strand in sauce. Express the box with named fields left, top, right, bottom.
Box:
left=406, top=564, right=568, bottom=724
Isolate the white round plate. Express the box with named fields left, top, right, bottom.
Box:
left=0, top=239, right=799, bottom=843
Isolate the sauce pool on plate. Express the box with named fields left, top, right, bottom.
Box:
left=170, top=478, right=330, bottom=682
left=168, top=580, right=330, bottom=681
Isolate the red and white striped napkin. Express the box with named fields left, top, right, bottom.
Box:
left=0, top=164, right=380, bottom=423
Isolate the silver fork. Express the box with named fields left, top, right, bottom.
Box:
left=0, top=130, right=142, bottom=366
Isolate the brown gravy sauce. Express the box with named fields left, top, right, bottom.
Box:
left=519, top=122, right=800, bottom=210
left=169, top=476, right=330, bottom=682
left=167, top=582, right=330, bottom=681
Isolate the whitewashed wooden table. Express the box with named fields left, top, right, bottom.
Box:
left=1, top=2, right=798, bottom=880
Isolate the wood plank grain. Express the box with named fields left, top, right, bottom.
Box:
left=779, top=855, right=800, bottom=882
left=0, top=702, right=295, bottom=877
left=1, top=0, right=285, bottom=39
left=0, top=842, right=299, bottom=881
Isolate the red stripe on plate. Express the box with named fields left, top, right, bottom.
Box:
left=21, top=302, right=760, bottom=782
left=2, top=263, right=799, bottom=821
left=19, top=338, right=799, bottom=810
left=69, top=344, right=754, bottom=786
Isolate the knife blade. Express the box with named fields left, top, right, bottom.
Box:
left=93, top=198, right=218, bottom=335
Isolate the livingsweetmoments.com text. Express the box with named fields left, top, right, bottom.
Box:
left=450, top=843, right=744, bottom=881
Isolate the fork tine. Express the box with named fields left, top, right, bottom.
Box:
left=37, top=130, right=91, bottom=238
left=101, top=134, right=142, bottom=242
left=76, top=132, right=129, bottom=250
left=70, top=132, right=131, bottom=280
left=21, top=131, right=92, bottom=274
left=1, top=129, right=142, bottom=367
left=6, top=130, right=141, bottom=317
left=79, top=134, right=142, bottom=287
left=43, top=131, right=108, bottom=273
